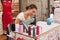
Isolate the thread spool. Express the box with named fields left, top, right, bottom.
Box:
left=33, top=27, right=36, bottom=37
left=36, top=26, right=40, bottom=35
left=23, top=25, right=28, bottom=33
left=19, top=25, right=23, bottom=33
left=28, top=25, right=31, bottom=35
left=15, top=24, right=19, bottom=32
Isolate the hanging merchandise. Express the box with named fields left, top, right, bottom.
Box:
left=2, top=0, right=13, bottom=29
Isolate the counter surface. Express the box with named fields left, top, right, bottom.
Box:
left=10, top=21, right=60, bottom=40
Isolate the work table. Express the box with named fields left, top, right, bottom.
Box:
left=10, top=21, right=60, bottom=40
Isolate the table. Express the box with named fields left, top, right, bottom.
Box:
left=10, top=21, right=60, bottom=40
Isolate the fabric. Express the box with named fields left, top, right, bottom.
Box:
left=16, top=12, right=30, bottom=21
left=2, top=0, right=13, bottom=29
left=30, top=16, right=36, bottom=25
left=54, top=8, right=60, bottom=23
left=52, top=7, right=55, bottom=14
left=11, top=24, right=15, bottom=31
left=7, top=36, right=11, bottom=40
left=15, top=24, right=19, bottom=32
left=17, top=38, right=23, bottom=40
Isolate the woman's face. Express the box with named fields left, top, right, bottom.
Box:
left=28, top=8, right=37, bottom=16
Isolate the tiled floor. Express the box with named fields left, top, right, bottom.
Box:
left=0, top=35, right=6, bottom=40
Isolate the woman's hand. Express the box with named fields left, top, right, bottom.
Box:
left=15, top=18, right=20, bottom=24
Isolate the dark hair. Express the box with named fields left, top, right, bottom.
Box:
left=26, top=4, right=37, bottom=10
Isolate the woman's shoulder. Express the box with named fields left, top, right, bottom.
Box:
left=18, top=12, right=24, bottom=15
left=17, top=12, right=24, bottom=18
left=16, top=12, right=24, bottom=20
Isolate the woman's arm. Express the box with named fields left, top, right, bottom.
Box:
left=15, top=18, right=20, bottom=24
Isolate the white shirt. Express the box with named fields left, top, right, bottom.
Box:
left=16, top=12, right=30, bottom=21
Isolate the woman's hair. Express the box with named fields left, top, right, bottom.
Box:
left=26, top=4, right=37, bottom=10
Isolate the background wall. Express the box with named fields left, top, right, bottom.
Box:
left=0, top=0, right=2, bottom=11
left=20, top=0, right=48, bottom=21
left=0, top=0, right=58, bottom=21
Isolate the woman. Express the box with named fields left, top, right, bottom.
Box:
left=15, top=4, right=37, bottom=24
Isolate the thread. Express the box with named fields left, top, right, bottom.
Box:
left=36, top=26, right=40, bottom=35
left=33, top=27, right=35, bottom=37
left=15, top=24, right=19, bottom=32
left=28, top=25, right=31, bottom=35
left=19, top=25, right=23, bottom=33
